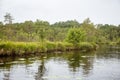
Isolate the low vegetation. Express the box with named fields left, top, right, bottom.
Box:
left=0, top=41, right=97, bottom=56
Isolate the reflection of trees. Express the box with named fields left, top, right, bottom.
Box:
left=0, top=56, right=35, bottom=80
left=38, top=51, right=95, bottom=76
left=0, top=57, right=15, bottom=68
left=35, top=57, right=46, bottom=80
left=82, top=58, right=93, bottom=75
left=0, top=48, right=120, bottom=80
left=0, top=51, right=96, bottom=80
left=67, top=52, right=81, bottom=72
left=96, top=45, right=120, bottom=59
left=0, top=57, right=15, bottom=80
left=67, top=51, right=95, bottom=75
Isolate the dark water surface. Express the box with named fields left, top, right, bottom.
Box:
left=0, top=46, right=120, bottom=80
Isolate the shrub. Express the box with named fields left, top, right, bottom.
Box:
left=65, top=28, right=86, bottom=45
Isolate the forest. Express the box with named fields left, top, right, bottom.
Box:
left=0, top=13, right=120, bottom=56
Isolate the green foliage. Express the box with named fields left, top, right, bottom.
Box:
left=66, top=28, right=85, bottom=45
left=80, top=18, right=97, bottom=42
left=97, top=24, right=120, bottom=42
left=0, top=41, right=40, bottom=55
left=78, top=42, right=94, bottom=51
left=45, top=41, right=56, bottom=50
left=51, top=20, right=80, bottom=28
left=0, top=15, right=120, bottom=56
left=0, top=17, right=119, bottom=43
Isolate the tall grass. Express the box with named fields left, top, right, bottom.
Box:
left=78, top=42, right=94, bottom=51
left=0, top=41, right=97, bottom=56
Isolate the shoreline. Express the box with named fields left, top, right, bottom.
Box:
left=0, top=41, right=98, bottom=57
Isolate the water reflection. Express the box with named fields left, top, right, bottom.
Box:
left=35, top=56, right=46, bottom=80
left=66, top=51, right=94, bottom=75
left=96, top=45, right=120, bottom=59
left=0, top=45, right=120, bottom=80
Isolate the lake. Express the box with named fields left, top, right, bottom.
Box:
left=0, top=45, right=120, bottom=80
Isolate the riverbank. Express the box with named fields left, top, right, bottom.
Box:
left=0, top=41, right=98, bottom=56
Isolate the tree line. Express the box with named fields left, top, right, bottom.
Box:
left=0, top=14, right=120, bottom=44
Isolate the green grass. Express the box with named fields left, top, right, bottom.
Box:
left=0, top=41, right=97, bottom=56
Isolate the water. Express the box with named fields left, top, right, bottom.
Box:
left=0, top=46, right=120, bottom=80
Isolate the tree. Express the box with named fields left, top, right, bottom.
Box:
left=98, top=24, right=119, bottom=42
left=4, top=13, right=14, bottom=24
left=80, top=18, right=97, bottom=42
left=51, top=20, right=80, bottom=28
left=83, top=18, right=91, bottom=24
left=22, top=21, right=35, bottom=41
left=35, top=20, right=49, bottom=42
left=65, top=28, right=86, bottom=45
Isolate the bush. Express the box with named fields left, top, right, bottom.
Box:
left=65, top=28, right=86, bottom=45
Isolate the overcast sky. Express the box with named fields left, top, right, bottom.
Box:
left=0, top=0, right=120, bottom=25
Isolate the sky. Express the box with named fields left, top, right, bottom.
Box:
left=0, top=0, right=120, bottom=25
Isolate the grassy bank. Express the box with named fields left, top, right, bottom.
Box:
left=0, top=41, right=98, bottom=56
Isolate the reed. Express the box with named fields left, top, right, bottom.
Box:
left=77, top=42, right=95, bottom=51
